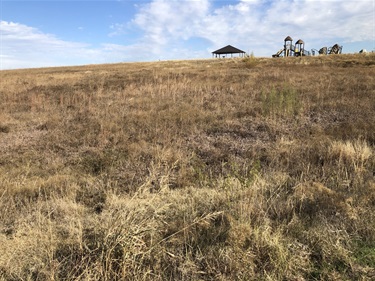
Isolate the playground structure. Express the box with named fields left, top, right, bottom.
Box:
left=272, top=36, right=343, bottom=58
left=311, top=44, right=342, bottom=55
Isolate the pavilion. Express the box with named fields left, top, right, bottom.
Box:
left=212, top=45, right=246, bottom=58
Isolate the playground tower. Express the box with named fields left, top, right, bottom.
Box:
left=284, top=36, right=293, bottom=57
left=295, top=39, right=305, bottom=57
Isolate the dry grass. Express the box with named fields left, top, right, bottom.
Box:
left=0, top=54, right=374, bottom=280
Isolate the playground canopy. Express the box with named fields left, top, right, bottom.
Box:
left=284, top=36, right=293, bottom=42
left=295, top=39, right=305, bottom=45
left=212, top=45, right=246, bottom=58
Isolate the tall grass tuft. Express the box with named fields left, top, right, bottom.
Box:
left=261, top=85, right=301, bottom=118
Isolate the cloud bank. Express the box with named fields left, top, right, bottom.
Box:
left=128, top=0, right=374, bottom=56
left=0, top=21, right=99, bottom=69
left=1, top=0, right=374, bottom=69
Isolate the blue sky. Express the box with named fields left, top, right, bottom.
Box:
left=1, top=0, right=374, bottom=69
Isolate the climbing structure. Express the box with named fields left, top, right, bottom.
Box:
left=272, top=36, right=342, bottom=57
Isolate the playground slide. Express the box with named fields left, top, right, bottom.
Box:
left=272, top=49, right=284, bottom=57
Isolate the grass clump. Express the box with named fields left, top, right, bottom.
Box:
left=261, top=85, right=301, bottom=118
left=243, top=52, right=259, bottom=68
left=0, top=124, right=10, bottom=133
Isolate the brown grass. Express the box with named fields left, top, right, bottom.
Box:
left=0, top=54, right=374, bottom=280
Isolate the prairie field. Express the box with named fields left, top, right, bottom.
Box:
left=0, top=54, right=374, bottom=280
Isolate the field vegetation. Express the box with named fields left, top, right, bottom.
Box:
left=0, top=53, right=374, bottom=280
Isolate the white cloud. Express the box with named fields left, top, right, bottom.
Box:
left=0, top=20, right=166, bottom=70
left=132, top=0, right=211, bottom=43
left=0, top=21, right=100, bottom=69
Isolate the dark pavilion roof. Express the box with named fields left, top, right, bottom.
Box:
left=212, top=45, right=246, bottom=54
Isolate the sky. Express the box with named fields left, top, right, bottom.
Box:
left=1, top=0, right=374, bottom=70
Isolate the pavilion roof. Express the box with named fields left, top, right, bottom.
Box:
left=212, top=45, right=246, bottom=54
